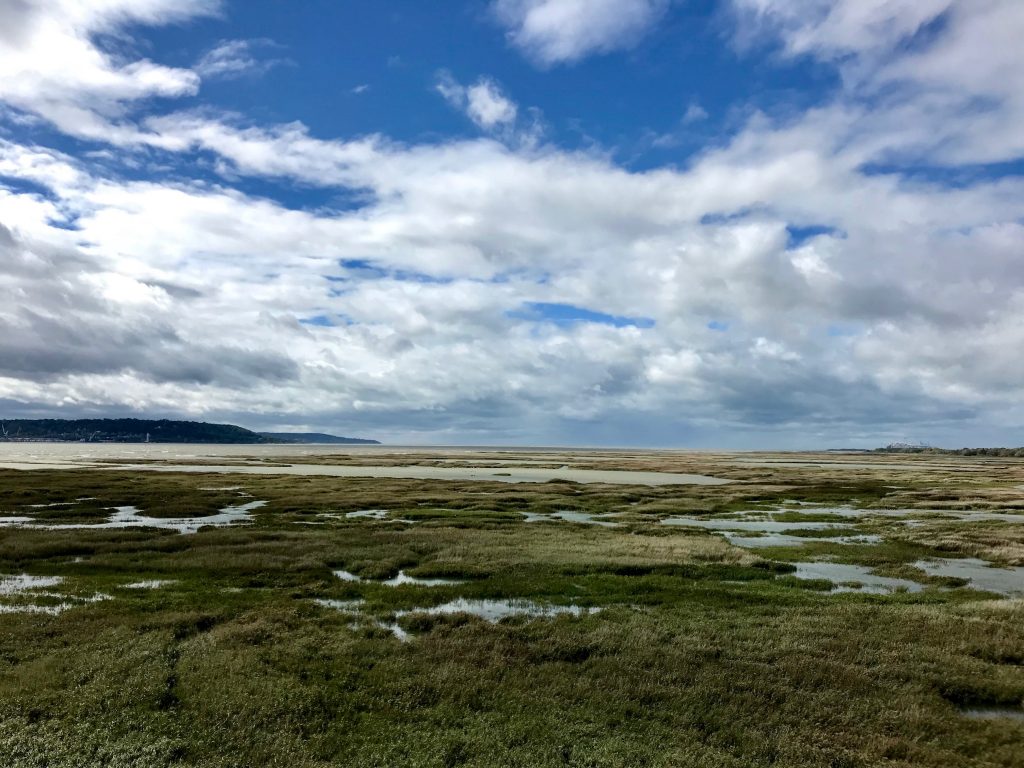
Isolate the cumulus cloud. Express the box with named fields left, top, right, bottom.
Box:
left=436, top=73, right=518, bottom=131
left=0, top=222, right=297, bottom=390
left=0, top=1, right=1021, bottom=444
left=3, top=104, right=1022, bottom=442
left=729, top=0, right=1024, bottom=165
left=0, top=0, right=218, bottom=139
left=492, top=0, right=668, bottom=66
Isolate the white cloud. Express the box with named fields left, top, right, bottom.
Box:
left=682, top=102, right=708, bottom=124
left=728, top=0, right=1024, bottom=165
left=436, top=73, right=518, bottom=132
left=0, top=0, right=218, bottom=139
left=466, top=80, right=519, bottom=129
left=2, top=105, right=1022, bottom=442
left=730, top=0, right=953, bottom=59
left=0, top=1, right=1022, bottom=444
left=492, top=0, right=668, bottom=66
left=195, top=39, right=287, bottom=79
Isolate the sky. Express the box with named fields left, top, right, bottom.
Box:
left=0, top=0, right=1022, bottom=448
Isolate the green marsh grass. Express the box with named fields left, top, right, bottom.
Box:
left=0, top=460, right=1022, bottom=766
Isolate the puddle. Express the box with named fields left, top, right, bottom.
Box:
left=723, top=532, right=883, bottom=548
left=333, top=569, right=464, bottom=587
left=397, top=598, right=598, bottom=623
left=314, top=598, right=365, bottom=611
left=0, top=574, right=111, bottom=614
left=550, top=510, right=620, bottom=527
left=522, top=510, right=620, bottom=527
left=662, top=516, right=850, bottom=533
left=961, top=706, right=1024, bottom=722
left=123, top=580, right=176, bottom=589
left=770, top=505, right=1024, bottom=524
left=914, top=558, right=1024, bottom=597
left=382, top=571, right=464, bottom=587
left=314, top=596, right=596, bottom=641
left=344, top=509, right=389, bottom=520
left=0, top=500, right=266, bottom=535
left=789, top=562, right=924, bottom=594
left=0, top=574, right=63, bottom=595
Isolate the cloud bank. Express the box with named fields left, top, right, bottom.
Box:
left=0, top=0, right=1021, bottom=446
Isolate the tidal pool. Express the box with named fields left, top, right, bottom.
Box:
left=123, top=580, right=176, bottom=589
left=914, top=558, right=1024, bottom=597
left=773, top=504, right=1024, bottom=524
left=396, top=598, right=597, bottom=623
left=0, top=574, right=111, bottom=614
left=551, top=510, right=620, bottom=527
left=382, top=571, right=464, bottom=587
left=0, top=500, right=266, bottom=535
left=723, top=532, right=883, bottom=548
left=0, top=574, right=62, bottom=595
left=383, top=599, right=598, bottom=639
left=522, top=510, right=620, bottom=527
left=315, top=596, right=596, bottom=640
left=789, top=563, right=924, bottom=594
left=333, top=569, right=463, bottom=587
left=661, top=516, right=850, bottom=532
left=344, top=509, right=389, bottom=520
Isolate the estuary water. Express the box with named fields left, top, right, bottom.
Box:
left=0, top=444, right=729, bottom=486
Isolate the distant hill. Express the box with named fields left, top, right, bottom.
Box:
left=258, top=432, right=380, bottom=445
left=0, top=418, right=379, bottom=445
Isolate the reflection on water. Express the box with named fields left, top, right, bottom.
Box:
left=914, top=558, right=1024, bottom=597
left=0, top=573, right=111, bottom=614
left=0, top=574, right=62, bottom=595
left=723, top=532, right=883, bottom=548
left=662, top=516, right=849, bottom=532
left=397, top=598, right=596, bottom=623
left=522, top=510, right=620, bottom=527
left=123, top=580, right=176, bottom=589
left=383, top=571, right=464, bottom=587
left=0, top=500, right=266, bottom=535
left=314, top=595, right=596, bottom=640
left=344, top=509, right=389, bottom=520
left=789, top=562, right=924, bottom=594
left=333, top=569, right=464, bottom=587
left=0, top=444, right=730, bottom=486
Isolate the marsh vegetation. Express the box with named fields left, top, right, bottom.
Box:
left=1, top=449, right=1022, bottom=766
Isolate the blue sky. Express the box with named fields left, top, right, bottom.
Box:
left=0, top=0, right=1022, bottom=447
